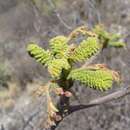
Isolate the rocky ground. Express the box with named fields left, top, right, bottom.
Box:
left=0, top=0, right=130, bottom=130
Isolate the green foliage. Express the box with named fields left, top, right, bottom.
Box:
left=69, top=37, right=100, bottom=62
left=108, top=41, right=125, bottom=47
left=48, top=58, right=70, bottom=79
left=68, top=68, right=113, bottom=91
left=27, top=43, right=52, bottom=66
left=93, top=25, right=126, bottom=48
left=49, top=36, right=68, bottom=58
left=27, top=26, right=123, bottom=88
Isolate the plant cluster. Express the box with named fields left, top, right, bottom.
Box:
left=27, top=25, right=125, bottom=127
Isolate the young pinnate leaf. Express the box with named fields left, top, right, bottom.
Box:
left=48, top=58, right=70, bottom=78
left=49, top=36, right=68, bottom=58
left=69, top=37, right=100, bottom=62
left=93, top=25, right=125, bottom=48
left=27, top=43, right=52, bottom=66
left=68, top=68, right=115, bottom=91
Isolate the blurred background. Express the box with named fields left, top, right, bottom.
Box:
left=0, top=0, right=130, bottom=130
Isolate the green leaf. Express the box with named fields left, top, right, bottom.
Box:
left=93, top=25, right=110, bottom=39
left=68, top=68, right=113, bottom=91
left=49, top=36, right=68, bottom=58
left=110, top=34, right=121, bottom=41
left=93, top=25, right=125, bottom=49
left=108, top=41, right=125, bottom=48
left=48, top=58, right=70, bottom=79
left=27, top=43, right=52, bottom=66
left=69, top=37, right=100, bottom=62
